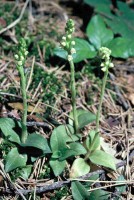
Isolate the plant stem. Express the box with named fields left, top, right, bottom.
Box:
left=69, top=59, right=78, bottom=133
left=19, top=68, right=28, bottom=143
left=96, top=69, right=109, bottom=133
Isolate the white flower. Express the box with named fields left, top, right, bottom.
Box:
left=99, top=47, right=111, bottom=59
left=24, top=51, right=28, bottom=56
left=62, top=36, right=66, bottom=40
left=20, top=56, right=25, bottom=61
left=100, top=63, right=105, bottom=67
left=101, top=67, right=107, bottom=72
left=68, top=55, right=73, bottom=61
left=67, top=34, right=72, bottom=39
left=105, top=60, right=110, bottom=66
left=71, top=41, right=75, bottom=45
left=18, top=61, right=23, bottom=66
left=61, top=42, right=66, bottom=47
left=70, top=48, right=76, bottom=54
left=109, top=63, right=114, bottom=68
left=14, top=54, right=19, bottom=60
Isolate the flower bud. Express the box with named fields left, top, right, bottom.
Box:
left=101, top=67, right=107, bottom=72
left=62, top=36, right=66, bottom=40
left=20, top=56, right=25, bottom=61
left=24, top=51, right=28, bottom=56
left=68, top=55, right=73, bottom=61
left=61, top=42, right=66, bottom=47
left=105, top=60, right=110, bottom=66
left=71, top=41, right=75, bottom=45
left=14, top=54, right=19, bottom=60
left=109, top=63, right=114, bottom=68
left=67, top=34, right=72, bottom=39
left=18, top=61, right=23, bottom=66
left=70, top=48, right=76, bottom=54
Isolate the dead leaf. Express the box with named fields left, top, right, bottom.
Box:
left=100, top=137, right=116, bottom=156
left=8, top=102, right=45, bottom=113
left=0, top=175, right=4, bottom=187
left=128, top=93, right=134, bottom=105
left=0, top=18, right=6, bottom=27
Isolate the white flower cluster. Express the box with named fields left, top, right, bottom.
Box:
left=14, top=38, right=28, bottom=67
left=99, top=47, right=114, bottom=72
left=60, top=19, right=76, bottom=62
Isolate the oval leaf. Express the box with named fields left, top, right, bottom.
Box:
left=73, top=38, right=96, bottom=62
left=89, top=150, right=116, bottom=171
left=86, top=15, right=113, bottom=49
left=69, top=109, right=96, bottom=129
left=5, top=148, right=27, bottom=172
left=50, top=125, right=79, bottom=156
left=70, top=158, right=90, bottom=178
left=71, top=181, right=90, bottom=200
left=21, top=133, right=51, bottom=153
left=0, top=118, right=20, bottom=144
left=59, top=142, right=87, bottom=161
left=78, top=111, right=96, bottom=129
left=49, top=158, right=66, bottom=176
left=107, top=37, right=134, bottom=58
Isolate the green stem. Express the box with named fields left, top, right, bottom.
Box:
left=69, top=59, right=78, bottom=133
left=19, top=67, right=28, bottom=143
left=96, top=69, right=109, bottom=133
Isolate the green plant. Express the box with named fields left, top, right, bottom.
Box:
left=60, top=19, right=78, bottom=133
left=14, top=38, right=28, bottom=143
left=49, top=20, right=116, bottom=178
left=0, top=20, right=117, bottom=199
left=96, top=47, right=114, bottom=132
left=0, top=38, right=51, bottom=175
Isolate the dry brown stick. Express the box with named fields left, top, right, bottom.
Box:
left=1, top=154, right=133, bottom=195
left=0, top=0, right=30, bottom=35
left=109, top=73, right=129, bottom=110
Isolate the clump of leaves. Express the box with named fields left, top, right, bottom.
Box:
left=55, top=4, right=134, bottom=61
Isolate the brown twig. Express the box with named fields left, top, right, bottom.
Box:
left=109, top=73, right=129, bottom=110
left=0, top=0, right=30, bottom=35
left=1, top=154, right=133, bottom=195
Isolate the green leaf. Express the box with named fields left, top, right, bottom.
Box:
left=54, top=38, right=96, bottom=63
left=5, top=148, right=27, bottom=172
left=114, top=175, right=126, bottom=200
left=86, top=130, right=100, bottom=151
left=105, top=3, right=134, bottom=40
left=53, top=47, right=67, bottom=60
left=73, top=38, right=96, bottom=62
left=84, top=0, right=113, bottom=18
left=107, top=37, right=134, bottom=58
left=19, top=165, right=32, bottom=180
left=0, top=118, right=20, bottom=144
left=50, top=125, right=79, bottom=158
left=59, top=142, right=87, bottom=161
left=71, top=181, right=90, bottom=200
left=49, top=158, right=66, bottom=176
left=86, top=15, right=113, bottom=49
left=78, top=111, right=96, bottom=129
left=89, top=189, right=110, bottom=200
left=85, top=0, right=134, bottom=41
left=21, top=133, right=51, bottom=153
left=89, top=150, right=116, bottom=171
left=69, top=109, right=96, bottom=129
left=70, top=158, right=90, bottom=178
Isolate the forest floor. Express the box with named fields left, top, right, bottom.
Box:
left=0, top=0, right=134, bottom=199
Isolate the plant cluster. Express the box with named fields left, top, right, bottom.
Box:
left=0, top=18, right=119, bottom=199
